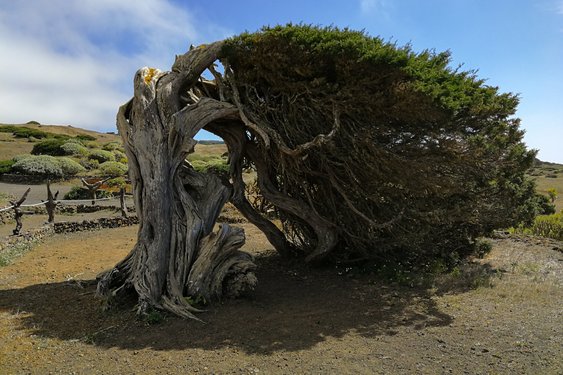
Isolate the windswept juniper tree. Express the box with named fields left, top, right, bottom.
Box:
left=97, top=25, right=538, bottom=319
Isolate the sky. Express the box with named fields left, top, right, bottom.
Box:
left=0, top=0, right=562, bottom=162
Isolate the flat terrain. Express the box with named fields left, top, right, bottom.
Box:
left=0, top=124, right=561, bottom=373
left=0, top=222, right=561, bottom=374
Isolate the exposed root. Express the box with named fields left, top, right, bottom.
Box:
left=187, top=224, right=257, bottom=301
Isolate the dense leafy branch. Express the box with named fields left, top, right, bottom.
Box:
left=211, top=25, right=538, bottom=264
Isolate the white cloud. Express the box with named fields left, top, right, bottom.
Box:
left=0, top=0, right=231, bottom=132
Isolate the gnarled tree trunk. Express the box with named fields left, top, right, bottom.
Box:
left=96, top=42, right=256, bottom=320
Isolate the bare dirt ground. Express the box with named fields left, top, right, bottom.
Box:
left=0, top=223, right=562, bottom=374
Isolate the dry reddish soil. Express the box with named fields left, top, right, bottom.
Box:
left=0, top=222, right=562, bottom=374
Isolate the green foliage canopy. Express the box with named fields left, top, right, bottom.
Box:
left=217, top=25, right=538, bottom=264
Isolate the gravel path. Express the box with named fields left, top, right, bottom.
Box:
left=0, top=181, right=74, bottom=205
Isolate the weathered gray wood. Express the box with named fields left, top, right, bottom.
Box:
left=44, top=180, right=59, bottom=223
left=119, top=187, right=127, bottom=218
left=10, top=188, right=30, bottom=235
left=206, top=122, right=297, bottom=258
left=96, top=44, right=256, bottom=320
left=81, top=178, right=110, bottom=205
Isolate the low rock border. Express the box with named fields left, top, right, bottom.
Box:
left=0, top=216, right=139, bottom=262
left=53, top=216, right=139, bottom=233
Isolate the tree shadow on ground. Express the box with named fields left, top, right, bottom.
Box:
left=0, top=252, right=495, bottom=355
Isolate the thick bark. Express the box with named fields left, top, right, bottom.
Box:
left=205, top=122, right=297, bottom=258
left=205, top=67, right=340, bottom=262
left=244, top=144, right=339, bottom=263
left=96, top=43, right=256, bottom=320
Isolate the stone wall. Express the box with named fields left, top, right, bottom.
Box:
left=53, top=216, right=139, bottom=233
left=0, top=216, right=138, bottom=255
left=56, top=204, right=135, bottom=214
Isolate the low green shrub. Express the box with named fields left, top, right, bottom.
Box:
left=113, top=150, right=126, bottom=162
left=513, top=212, right=563, bottom=241
left=528, top=212, right=563, bottom=240
left=0, top=240, right=40, bottom=267
left=190, top=158, right=229, bottom=175
left=12, top=154, right=32, bottom=162
left=64, top=138, right=85, bottom=145
left=531, top=193, right=556, bottom=216
left=63, top=185, right=113, bottom=200
left=144, top=308, right=165, bottom=325
left=102, top=141, right=122, bottom=151
left=98, top=161, right=127, bottom=176
left=76, top=134, right=97, bottom=142
left=80, top=158, right=99, bottom=170
left=188, top=154, right=229, bottom=175
left=11, top=155, right=85, bottom=178
left=106, top=177, right=127, bottom=188
left=57, top=157, right=86, bottom=176
left=61, top=142, right=89, bottom=156
left=13, top=127, right=49, bottom=139
left=12, top=155, right=64, bottom=177
left=31, top=138, right=67, bottom=156
left=63, top=186, right=86, bottom=200
left=0, top=125, right=17, bottom=133
left=0, top=125, right=49, bottom=139
left=84, top=141, right=100, bottom=149
left=473, top=238, right=493, bottom=258
left=88, top=149, right=115, bottom=163
left=0, top=159, right=15, bottom=174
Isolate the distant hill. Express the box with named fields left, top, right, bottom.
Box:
left=534, top=158, right=563, bottom=168
left=530, top=158, right=563, bottom=212
left=197, top=140, right=225, bottom=145
left=1, top=121, right=560, bottom=163
left=532, top=158, right=563, bottom=175
left=0, top=122, right=121, bottom=160
left=0, top=122, right=226, bottom=161
left=0, top=122, right=120, bottom=142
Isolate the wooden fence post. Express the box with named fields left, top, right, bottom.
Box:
left=119, top=187, right=128, bottom=217
left=81, top=177, right=110, bottom=205
left=10, top=188, right=30, bottom=235
left=43, top=180, right=59, bottom=223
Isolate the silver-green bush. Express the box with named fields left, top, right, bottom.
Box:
left=12, top=154, right=33, bottom=162
left=88, top=149, right=115, bottom=163
left=12, top=155, right=86, bottom=177
left=57, top=157, right=86, bottom=175
left=12, top=155, right=63, bottom=177
left=61, top=142, right=88, bottom=156
left=98, top=161, right=128, bottom=176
